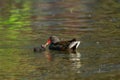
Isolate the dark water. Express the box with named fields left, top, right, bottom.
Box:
left=0, top=0, right=120, bottom=80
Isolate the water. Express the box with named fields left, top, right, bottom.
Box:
left=0, top=0, right=120, bottom=80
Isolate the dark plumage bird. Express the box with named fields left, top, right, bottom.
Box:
left=33, top=36, right=80, bottom=52
left=43, top=36, right=80, bottom=51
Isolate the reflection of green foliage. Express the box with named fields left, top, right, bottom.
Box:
left=15, top=0, right=22, bottom=3
left=6, top=30, right=19, bottom=39
left=0, top=1, right=32, bottom=41
left=2, top=1, right=31, bottom=30
left=0, top=18, right=3, bottom=29
left=0, top=49, right=35, bottom=80
left=0, top=49, right=20, bottom=80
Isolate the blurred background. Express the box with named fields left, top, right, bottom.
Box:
left=0, top=0, right=120, bottom=80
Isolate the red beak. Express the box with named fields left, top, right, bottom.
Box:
left=46, top=39, right=51, bottom=45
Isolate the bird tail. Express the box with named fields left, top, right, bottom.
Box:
left=69, top=41, right=80, bottom=50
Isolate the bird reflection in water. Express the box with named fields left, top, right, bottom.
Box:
left=44, top=51, right=53, bottom=62
left=69, top=51, right=81, bottom=73
left=44, top=50, right=81, bottom=73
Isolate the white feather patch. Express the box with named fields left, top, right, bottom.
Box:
left=69, top=41, right=80, bottom=49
